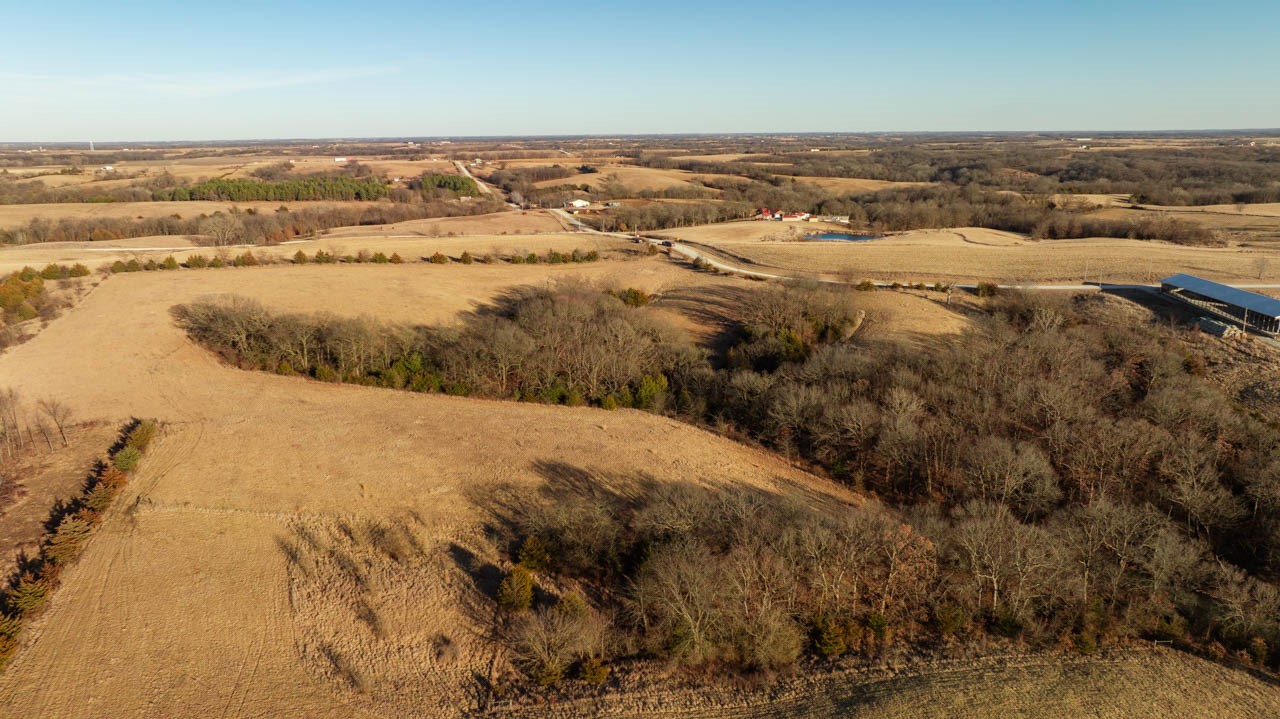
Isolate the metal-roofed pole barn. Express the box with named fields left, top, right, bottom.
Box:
left=1160, top=273, right=1280, bottom=336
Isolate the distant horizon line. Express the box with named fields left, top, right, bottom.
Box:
left=4, top=128, right=1280, bottom=147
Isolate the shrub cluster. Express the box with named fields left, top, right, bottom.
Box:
left=172, top=286, right=698, bottom=407
left=607, top=288, right=652, bottom=307
left=0, top=420, right=157, bottom=669
left=0, top=269, right=46, bottom=324
left=0, top=264, right=88, bottom=326
left=498, top=481, right=933, bottom=683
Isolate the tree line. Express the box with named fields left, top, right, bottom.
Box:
left=643, top=144, right=1280, bottom=207
left=0, top=198, right=507, bottom=246
left=848, top=186, right=1218, bottom=244
left=172, top=285, right=698, bottom=406
left=154, top=176, right=390, bottom=202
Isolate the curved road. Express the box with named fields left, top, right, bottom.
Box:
left=547, top=209, right=1234, bottom=293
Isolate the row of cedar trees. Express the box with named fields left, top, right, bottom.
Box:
left=0, top=420, right=158, bottom=669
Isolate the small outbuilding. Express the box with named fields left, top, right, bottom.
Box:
left=1161, top=273, right=1280, bottom=336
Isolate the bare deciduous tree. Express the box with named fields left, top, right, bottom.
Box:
left=198, top=213, right=247, bottom=247
left=37, top=397, right=72, bottom=447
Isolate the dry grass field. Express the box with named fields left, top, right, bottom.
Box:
left=321, top=209, right=569, bottom=238
left=490, top=647, right=1280, bottom=718
left=792, top=176, right=928, bottom=194
left=0, top=258, right=857, bottom=717
left=525, top=164, right=741, bottom=193
left=523, top=164, right=921, bottom=198
left=0, top=211, right=593, bottom=275
left=1, top=244, right=1277, bottom=716
left=7, top=137, right=1280, bottom=716
left=4, top=155, right=458, bottom=191
left=0, top=200, right=373, bottom=230
left=0, top=231, right=627, bottom=276
left=1094, top=206, right=1280, bottom=243
left=657, top=223, right=1280, bottom=283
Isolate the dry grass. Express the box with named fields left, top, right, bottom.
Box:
left=0, top=233, right=628, bottom=276
left=489, top=647, right=1280, bottom=718
left=529, top=165, right=738, bottom=193
left=0, top=211, right=586, bottom=275
left=0, top=258, right=861, bottom=716
left=7, top=155, right=459, bottom=192
left=793, top=176, right=929, bottom=194
left=0, top=200, right=370, bottom=230
left=667, top=153, right=762, bottom=162
left=322, top=209, right=566, bottom=238
left=658, top=223, right=1280, bottom=283
left=0, top=248, right=1270, bottom=716
left=1092, top=206, right=1280, bottom=243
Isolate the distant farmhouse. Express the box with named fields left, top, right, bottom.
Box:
left=755, top=207, right=811, bottom=222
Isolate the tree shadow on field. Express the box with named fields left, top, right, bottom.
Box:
left=447, top=542, right=504, bottom=602
left=654, top=284, right=752, bottom=365
left=463, top=460, right=664, bottom=546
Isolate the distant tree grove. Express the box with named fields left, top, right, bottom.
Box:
left=0, top=199, right=507, bottom=246
left=153, top=176, right=389, bottom=202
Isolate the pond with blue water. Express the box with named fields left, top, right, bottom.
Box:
left=803, top=232, right=883, bottom=242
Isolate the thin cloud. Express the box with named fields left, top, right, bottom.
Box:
left=0, top=66, right=396, bottom=99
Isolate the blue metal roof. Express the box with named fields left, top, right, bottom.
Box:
left=1161, top=273, right=1280, bottom=319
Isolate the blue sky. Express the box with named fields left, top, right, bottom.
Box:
left=1, top=0, right=1277, bottom=141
